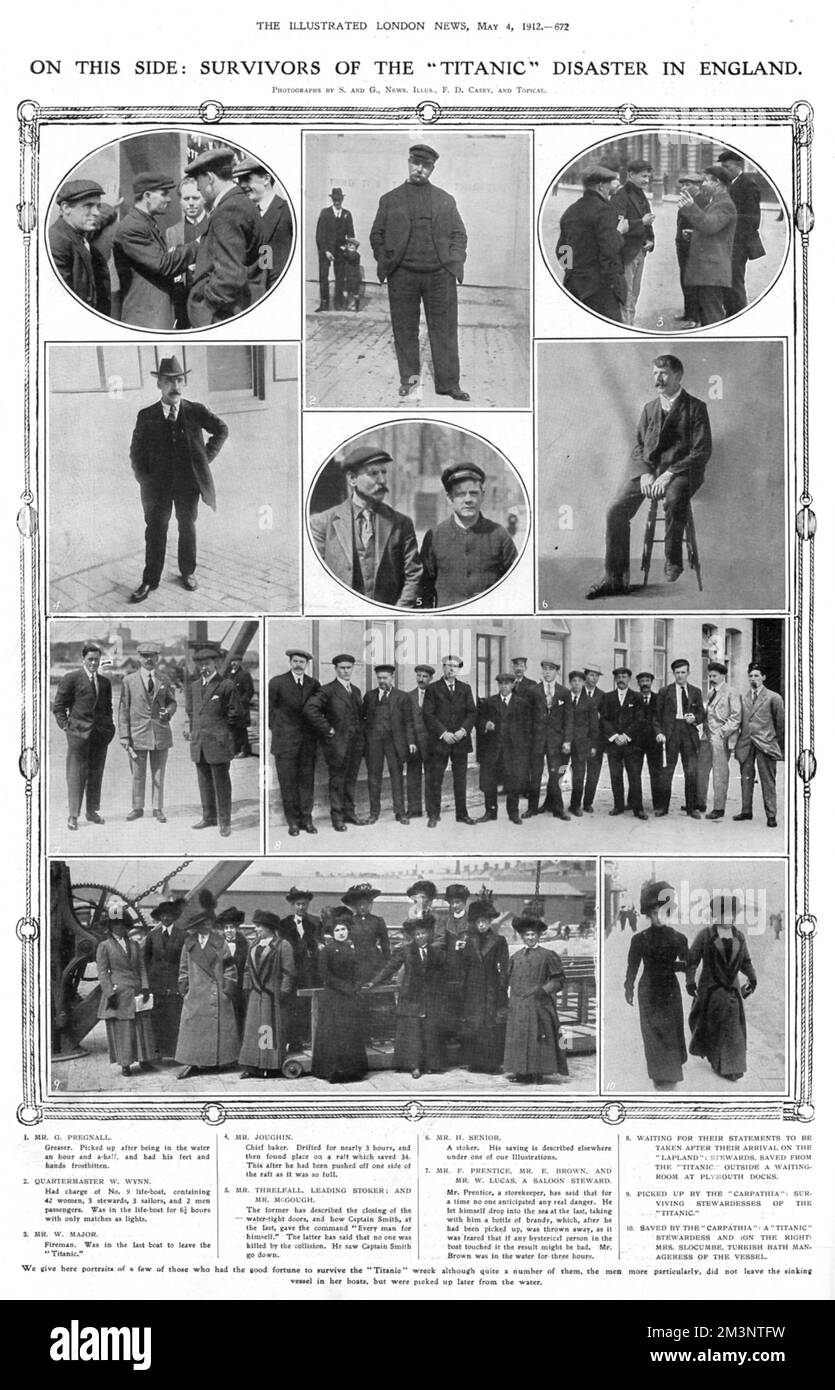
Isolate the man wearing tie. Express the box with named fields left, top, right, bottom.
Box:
left=113, top=172, right=196, bottom=329
left=315, top=187, right=355, bottom=311
left=362, top=664, right=416, bottom=826
left=653, top=657, right=707, bottom=818
left=733, top=662, right=784, bottom=828
left=600, top=666, right=648, bottom=819
left=118, top=640, right=176, bottom=825
left=580, top=664, right=606, bottom=812
left=268, top=648, right=321, bottom=837
left=476, top=673, right=535, bottom=824
left=405, top=664, right=435, bottom=819
left=303, top=654, right=368, bottom=832
left=52, top=642, right=116, bottom=832
left=279, top=888, right=325, bottom=1049
left=528, top=658, right=572, bottom=820
left=182, top=643, right=246, bottom=838
left=565, top=670, right=600, bottom=817
left=698, top=659, right=742, bottom=820
left=422, top=654, right=477, bottom=828
left=633, top=670, right=666, bottom=815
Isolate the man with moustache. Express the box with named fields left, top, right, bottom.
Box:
left=234, top=155, right=293, bottom=294
left=185, top=146, right=262, bottom=327
left=565, top=669, right=600, bottom=817
left=632, top=670, right=666, bottom=815
left=528, top=658, right=572, bottom=820
left=362, top=664, right=416, bottom=826
left=113, top=173, right=196, bottom=329
left=405, top=664, right=435, bottom=820
left=118, top=640, right=177, bottom=825
left=733, top=662, right=784, bottom=829
left=697, top=659, right=742, bottom=821
left=422, top=654, right=477, bottom=828
left=182, top=643, right=246, bottom=838
left=610, top=159, right=655, bottom=326
left=600, top=666, right=648, bottom=820
left=653, top=657, right=706, bottom=819
left=49, top=179, right=111, bottom=314
left=52, top=642, right=115, bottom=832
left=268, top=648, right=320, bottom=837
left=303, top=654, right=368, bottom=833
left=677, top=165, right=738, bottom=327
left=315, top=186, right=355, bottom=311
left=419, top=463, right=517, bottom=608
left=556, top=164, right=628, bottom=322
left=310, top=447, right=423, bottom=608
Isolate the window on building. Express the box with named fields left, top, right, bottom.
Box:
left=206, top=345, right=265, bottom=399
left=653, top=618, right=669, bottom=685
left=725, top=628, right=742, bottom=687
left=476, top=634, right=505, bottom=698
left=540, top=628, right=567, bottom=681
left=702, top=624, right=719, bottom=689
left=613, top=618, right=629, bottom=674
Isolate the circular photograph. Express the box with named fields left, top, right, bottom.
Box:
left=539, top=130, right=789, bottom=333
left=46, top=129, right=295, bottom=331
left=307, top=419, right=529, bottom=611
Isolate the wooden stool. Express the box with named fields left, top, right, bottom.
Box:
left=640, top=497, right=703, bottom=591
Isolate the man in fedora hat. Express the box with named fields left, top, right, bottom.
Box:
left=315, top=186, right=355, bottom=311
left=556, top=165, right=628, bottom=323
left=113, top=172, right=197, bottom=329
left=234, top=155, right=293, bottom=294
left=303, top=655, right=368, bottom=832
left=362, top=663, right=416, bottom=825
left=49, top=179, right=111, bottom=314
left=143, top=899, right=187, bottom=1061
left=419, top=462, right=517, bottom=608
left=118, top=640, right=177, bottom=824
left=309, top=446, right=422, bottom=607
left=182, top=642, right=246, bottom=838
left=185, top=146, right=262, bottom=326
left=128, top=355, right=229, bottom=603
left=370, top=143, right=470, bottom=401
left=268, top=649, right=320, bottom=837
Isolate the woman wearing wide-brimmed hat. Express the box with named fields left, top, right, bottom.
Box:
left=503, top=917, right=568, bottom=1084
left=312, top=908, right=368, bottom=1084
left=96, top=909, right=156, bottom=1077
left=686, top=891, right=757, bottom=1082
left=624, top=880, right=689, bottom=1088
left=239, top=910, right=296, bottom=1078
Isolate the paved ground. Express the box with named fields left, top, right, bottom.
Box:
left=304, top=283, right=530, bottom=410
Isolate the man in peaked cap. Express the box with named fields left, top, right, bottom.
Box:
left=677, top=164, right=738, bottom=326
left=674, top=171, right=705, bottom=324
left=184, top=146, right=262, bottom=327
left=315, top=185, right=355, bottom=311
left=303, top=654, right=368, bottom=832
left=309, top=446, right=423, bottom=607
left=362, top=664, right=416, bottom=826
left=268, top=649, right=321, bottom=837
left=697, top=659, right=742, bottom=821
left=182, top=643, right=247, bottom=838
left=556, top=164, right=628, bottom=323
left=419, top=462, right=517, bottom=608
left=370, top=142, right=470, bottom=401
left=610, top=159, right=656, bottom=326
left=118, top=639, right=177, bottom=824
left=113, top=172, right=197, bottom=329
left=128, top=355, right=229, bottom=604
left=49, top=179, right=111, bottom=314
left=716, top=150, right=763, bottom=318
left=405, top=664, right=435, bottom=819
left=234, top=154, right=293, bottom=294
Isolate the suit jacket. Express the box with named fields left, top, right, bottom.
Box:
left=369, top=939, right=447, bottom=1016
left=704, top=682, right=742, bottom=750
left=166, top=212, right=209, bottom=248
left=627, top=389, right=712, bottom=489
left=600, top=688, right=645, bottom=744
left=259, top=193, right=293, bottom=286
left=129, top=399, right=229, bottom=511
left=680, top=188, right=738, bottom=287
left=735, top=686, right=785, bottom=763
left=370, top=182, right=467, bottom=283
left=610, top=180, right=655, bottom=264
left=309, top=496, right=422, bottom=607
left=476, top=692, right=535, bottom=792
left=304, top=679, right=365, bottom=767
left=48, top=218, right=111, bottom=313
left=633, top=690, right=661, bottom=753
left=557, top=189, right=627, bottom=305
left=530, top=683, right=572, bottom=761
left=406, top=687, right=432, bottom=759
left=653, top=682, right=706, bottom=752
left=184, top=673, right=245, bottom=765
left=729, top=172, right=762, bottom=253
left=118, top=668, right=176, bottom=751
left=363, top=687, right=416, bottom=763
left=422, top=678, right=477, bottom=755
left=52, top=668, right=116, bottom=743
left=565, top=688, right=600, bottom=754
left=143, top=924, right=187, bottom=998
left=113, top=206, right=195, bottom=329
left=268, top=671, right=321, bottom=757
left=187, top=185, right=262, bottom=326
left=316, top=205, right=355, bottom=256
left=96, top=934, right=148, bottom=1020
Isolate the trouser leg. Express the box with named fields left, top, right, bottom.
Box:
left=342, top=738, right=364, bottom=818
left=622, top=251, right=645, bottom=325
left=608, top=749, right=626, bottom=810
left=84, top=734, right=109, bottom=815
left=739, top=748, right=756, bottom=814
left=210, top=762, right=232, bottom=827
left=625, top=747, right=644, bottom=811
left=663, top=475, right=692, bottom=569
left=576, top=285, right=622, bottom=320
left=275, top=753, right=301, bottom=826
left=696, top=739, right=713, bottom=810
left=569, top=749, right=587, bottom=811
left=317, top=253, right=331, bottom=304
left=173, top=486, right=199, bottom=578
left=424, top=269, right=461, bottom=391
left=546, top=753, right=566, bottom=812
left=332, top=251, right=346, bottom=307
left=604, top=479, right=646, bottom=583
left=711, top=738, right=731, bottom=812
left=406, top=753, right=425, bottom=816
left=756, top=749, right=778, bottom=820
left=132, top=748, right=149, bottom=810
left=583, top=749, right=603, bottom=809
left=450, top=751, right=469, bottom=817
left=139, top=483, right=173, bottom=587
left=695, top=284, right=726, bottom=325
left=65, top=740, right=88, bottom=818
left=383, top=739, right=405, bottom=816
left=150, top=748, right=167, bottom=812
left=366, top=743, right=384, bottom=816
left=195, top=756, right=218, bottom=821
left=386, top=269, right=423, bottom=386
left=427, top=753, right=447, bottom=818
left=724, top=245, right=748, bottom=317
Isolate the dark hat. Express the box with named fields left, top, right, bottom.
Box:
left=496, top=672, right=515, bottom=684
left=671, top=658, right=690, bottom=671
left=512, top=916, right=548, bottom=935
left=716, top=150, right=744, bottom=165
left=184, top=146, right=238, bottom=177
left=510, top=656, right=528, bottom=664
left=612, top=665, right=632, bottom=677
left=441, top=654, right=463, bottom=667
left=330, top=187, right=345, bottom=199
left=639, top=880, right=675, bottom=915
left=342, top=883, right=380, bottom=906
left=345, top=236, right=360, bottom=246
left=339, top=446, right=392, bottom=473
left=677, top=170, right=705, bottom=184
left=133, top=172, right=176, bottom=198
left=57, top=178, right=104, bottom=205
left=233, top=155, right=272, bottom=178
left=151, top=355, right=189, bottom=378
left=414, top=664, right=435, bottom=676
left=711, top=890, right=740, bottom=922
left=409, top=143, right=439, bottom=162
left=331, top=653, right=355, bottom=666
left=568, top=669, right=585, bottom=681
left=330, top=906, right=354, bottom=925
left=468, top=898, right=499, bottom=922
left=216, top=906, right=245, bottom=926
left=136, top=641, right=161, bottom=657
left=285, top=887, right=314, bottom=903
left=445, top=883, right=470, bottom=902
left=441, top=462, right=486, bottom=493
left=150, top=899, right=184, bottom=922
left=627, top=159, right=653, bottom=174
left=285, top=648, right=313, bottom=661
left=192, top=643, right=222, bottom=661
left=374, top=663, right=396, bottom=675
left=401, top=917, right=433, bottom=936
left=636, top=670, right=655, bottom=682
left=747, top=661, right=764, bottom=673
left=407, top=880, right=437, bottom=899
left=707, top=660, right=728, bottom=675
left=185, top=911, right=215, bottom=932
left=582, top=164, right=619, bottom=186
left=704, top=164, right=733, bottom=186
left=252, top=909, right=282, bottom=933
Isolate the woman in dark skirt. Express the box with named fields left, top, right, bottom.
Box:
left=461, top=898, right=509, bottom=1073
left=624, top=880, right=689, bottom=1089
left=686, top=892, right=757, bottom=1082
left=312, top=909, right=368, bottom=1084
left=503, top=917, right=569, bottom=1084
left=95, top=910, right=156, bottom=1077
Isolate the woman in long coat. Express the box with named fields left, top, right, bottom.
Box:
left=239, top=910, right=295, bottom=1078
left=175, top=900, right=241, bottom=1079
left=312, top=910, right=368, bottom=1084
left=461, top=899, right=509, bottom=1073
left=686, top=893, right=757, bottom=1081
left=503, top=917, right=568, bottom=1084
left=96, top=911, right=155, bottom=1076
left=624, top=880, right=689, bottom=1088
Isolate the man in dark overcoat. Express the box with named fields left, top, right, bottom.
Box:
left=303, top=654, right=368, bottom=831
left=51, top=641, right=115, bottom=831
left=678, top=164, right=738, bottom=326
left=556, top=164, right=627, bottom=322
left=366, top=920, right=447, bottom=1078
left=234, top=155, right=293, bottom=293
left=600, top=666, right=648, bottom=819
left=185, top=147, right=262, bottom=327
left=183, top=643, right=246, bottom=837
left=315, top=186, right=355, bottom=310
left=717, top=150, right=763, bottom=318
left=476, top=674, right=534, bottom=824
left=419, top=462, right=517, bottom=609
left=268, top=648, right=320, bottom=836
left=49, top=179, right=111, bottom=314
left=143, top=900, right=187, bottom=1059
left=405, top=664, right=435, bottom=819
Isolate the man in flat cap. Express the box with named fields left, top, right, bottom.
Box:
left=716, top=151, right=764, bottom=318
left=128, top=356, right=229, bottom=603
left=673, top=171, right=705, bottom=325
left=309, top=447, right=423, bottom=607
left=405, top=664, right=435, bottom=819
left=600, top=667, right=648, bottom=819
left=696, top=660, right=742, bottom=821
left=633, top=671, right=665, bottom=815
left=362, top=664, right=416, bottom=826
left=476, top=673, right=535, bottom=824
left=565, top=669, right=600, bottom=816
left=303, top=655, right=368, bottom=832
left=315, top=186, right=355, bottom=312
left=581, top=665, right=607, bottom=812
left=118, top=640, right=177, bottom=825
left=268, top=649, right=320, bottom=838
left=49, top=180, right=111, bottom=315
left=370, top=144, right=470, bottom=401
left=235, top=156, right=293, bottom=295
left=419, top=462, right=517, bottom=608
left=610, top=160, right=655, bottom=326
left=182, top=643, right=247, bottom=838
left=528, top=658, right=572, bottom=819
left=587, top=354, right=712, bottom=598
left=677, top=165, right=738, bottom=326
left=653, top=658, right=706, bottom=818
left=51, top=641, right=115, bottom=832
left=113, top=173, right=196, bottom=329
left=556, top=165, right=628, bottom=323
left=733, top=662, right=784, bottom=828
left=185, top=147, right=262, bottom=327
left=422, top=654, right=477, bottom=827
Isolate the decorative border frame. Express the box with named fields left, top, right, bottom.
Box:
left=16, top=99, right=815, bottom=1125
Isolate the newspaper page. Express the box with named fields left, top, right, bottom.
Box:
left=2, top=0, right=832, bottom=1348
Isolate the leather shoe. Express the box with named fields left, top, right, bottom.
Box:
left=126, top=809, right=144, bottom=821
left=67, top=816, right=78, bottom=831
left=686, top=810, right=702, bottom=819
left=732, top=812, right=753, bottom=822
left=439, top=387, right=470, bottom=401
left=129, top=582, right=157, bottom=604
left=706, top=810, right=725, bottom=820
left=427, top=817, right=439, bottom=827
left=521, top=808, right=539, bottom=819
left=456, top=815, right=476, bottom=825
left=366, top=814, right=379, bottom=824
left=766, top=817, right=778, bottom=828
left=86, top=812, right=105, bottom=824
left=476, top=812, right=497, bottom=823
left=509, top=814, right=523, bottom=825
left=303, top=819, right=318, bottom=834
left=332, top=821, right=347, bottom=832
left=411, top=1069, right=422, bottom=1079
left=609, top=808, right=624, bottom=817
left=569, top=808, right=583, bottom=817
left=192, top=819, right=217, bottom=830
left=586, top=579, right=631, bottom=600
left=219, top=824, right=231, bottom=837
left=344, top=814, right=368, bottom=826
left=633, top=810, right=648, bottom=820
left=176, top=1066, right=198, bottom=1080
left=654, top=809, right=669, bottom=817
left=288, top=825, right=300, bottom=836
left=181, top=574, right=198, bottom=591
left=553, top=811, right=570, bottom=821
left=396, top=815, right=410, bottom=825
left=583, top=805, right=594, bottom=814
left=154, top=810, right=167, bottom=823
left=664, top=563, right=683, bottom=583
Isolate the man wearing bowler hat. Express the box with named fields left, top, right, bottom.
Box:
left=476, top=673, right=534, bottom=825
left=556, top=165, right=628, bottom=323
left=184, top=146, right=262, bottom=327
left=309, top=446, right=422, bottom=607
left=128, top=356, right=229, bottom=604
left=370, top=143, right=470, bottom=401
left=600, top=666, right=648, bottom=819
left=182, top=642, right=246, bottom=838
left=113, top=172, right=196, bottom=329
left=315, top=186, right=355, bottom=311
left=653, top=657, right=706, bottom=818
left=268, top=648, right=321, bottom=837
left=362, top=664, right=416, bottom=826
left=303, top=654, right=368, bottom=832
left=49, top=179, right=112, bottom=314
left=405, top=664, right=435, bottom=819
left=234, top=155, right=293, bottom=294
left=118, top=640, right=177, bottom=824
left=419, top=462, right=517, bottom=608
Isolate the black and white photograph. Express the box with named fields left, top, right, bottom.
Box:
left=46, top=342, right=300, bottom=614
left=536, top=339, right=786, bottom=611
left=49, top=857, right=597, bottom=1095
left=539, top=130, right=788, bottom=333
left=602, top=858, right=786, bottom=1094
left=266, top=615, right=785, bottom=853
left=303, top=130, right=531, bottom=409
left=46, top=129, right=295, bottom=330
left=47, top=620, right=261, bottom=854
left=304, top=416, right=530, bottom=613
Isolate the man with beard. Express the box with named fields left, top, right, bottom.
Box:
left=49, top=179, right=111, bottom=314
left=556, top=164, right=628, bottom=322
